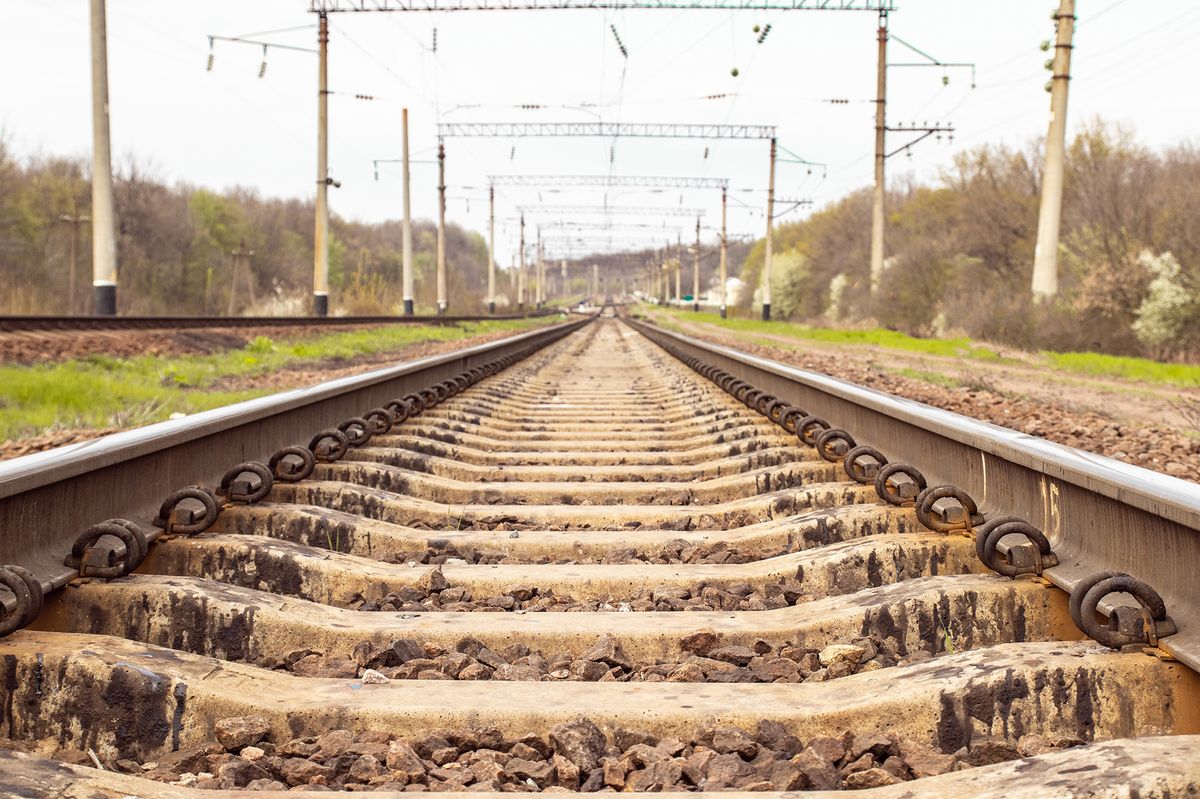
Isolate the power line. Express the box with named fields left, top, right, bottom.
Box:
left=311, top=0, right=893, bottom=11
left=488, top=174, right=729, bottom=189
left=438, top=122, right=776, bottom=139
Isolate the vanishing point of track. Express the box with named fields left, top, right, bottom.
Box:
left=0, top=310, right=1198, bottom=797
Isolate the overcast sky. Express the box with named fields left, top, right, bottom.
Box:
left=5, top=0, right=1197, bottom=263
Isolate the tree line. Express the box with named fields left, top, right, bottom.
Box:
left=5, top=120, right=1200, bottom=360
left=735, top=120, right=1200, bottom=360
left=0, top=140, right=502, bottom=316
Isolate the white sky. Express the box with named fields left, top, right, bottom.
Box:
left=4, top=0, right=1198, bottom=264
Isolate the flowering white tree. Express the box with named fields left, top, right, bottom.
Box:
left=1133, top=251, right=1196, bottom=357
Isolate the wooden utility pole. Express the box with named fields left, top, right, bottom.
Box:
left=59, top=206, right=91, bottom=315
left=1031, top=0, right=1076, bottom=300
left=89, top=0, right=117, bottom=316
left=227, top=240, right=256, bottom=315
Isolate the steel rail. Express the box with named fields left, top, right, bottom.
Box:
left=625, top=315, right=1200, bottom=671
left=0, top=315, right=592, bottom=601
left=0, top=309, right=559, bottom=334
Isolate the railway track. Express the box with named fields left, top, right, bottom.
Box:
left=0, top=309, right=563, bottom=333
left=1, top=311, right=1198, bottom=796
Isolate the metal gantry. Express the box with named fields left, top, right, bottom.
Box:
left=440, top=122, right=776, bottom=140
left=311, top=0, right=893, bottom=11
left=489, top=174, right=729, bottom=190
left=517, top=204, right=705, bottom=217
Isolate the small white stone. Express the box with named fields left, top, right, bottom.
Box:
left=361, top=668, right=391, bottom=684
left=818, top=643, right=867, bottom=669
left=241, top=746, right=265, bottom=761
left=169, top=412, right=186, bottom=420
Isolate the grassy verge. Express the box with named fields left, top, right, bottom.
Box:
left=0, top=318, right=555, bottom=442
left=642, top=305, right=1200, bottom=388
left=1041, top=351, right=1200, bottom=387
left=643, top=306, right=1003, bottom=361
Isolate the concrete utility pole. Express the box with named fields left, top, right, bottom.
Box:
left=59, top=207, right=91, bottom=315
left=592, top=263, right=599, bottom=301
left=762, top=137, right=777, bottom=321
left=227, top=240, right=255, bottom=315
left=560, top=259, right=567, bottom=300
left=89, top=0, right=117, bottom=316
left=436, top=140, right=447, bottom=314
left=535, top=230, right=544, bottom=308
left=674, top=234, right=682, bottom=306
left=518, top=215, right=526, bottom=310
left=482, top=184, right=492, bottom=311
left=1032, top=0, right=1076, bottom=301
left=401, top=108, right=414, bottom=315
left=312, top=12, right=331, bottom=316
left=693, top=216, right=701, bottom=312
left=869, top=10, right=888, bottom=295
left=719, top=188, right=728, bottom=319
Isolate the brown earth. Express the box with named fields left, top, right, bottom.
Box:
left=0, top=323, right=456, bottom=366
left=657, top=315, right=1200, bottom=482
left=0, top=328, right=534, bottom=462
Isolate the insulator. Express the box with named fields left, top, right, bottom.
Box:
left=259, top=60, right=267, bottom=78
left=1044, top=58, right=1054, bottom=70
left=206, top=53, right=214, bottom=72
left=731, top=67, right=739, bottom=77
left=942, top=74, right=950, bottom=86
left=1040, top=39, right=1051, bottom=52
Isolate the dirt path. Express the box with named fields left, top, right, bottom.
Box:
left=659, top=315, right=1199, bottom=481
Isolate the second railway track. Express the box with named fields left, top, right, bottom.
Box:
left=1, top=311, right=1198, bottom=796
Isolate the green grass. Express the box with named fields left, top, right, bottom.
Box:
left=647, top=306, right=1003, bottom=361
left=1041, top=351, right=1200, bottom=387
left=891, top=367, right=963, bottom=389
left=644, top=304, right=1200, bottom=388
left=0, top=318, right=555, bottom=442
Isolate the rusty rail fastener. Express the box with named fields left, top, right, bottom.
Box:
left=0, top=565, right=44, bottom=637
left=1069, top=571, right=1178, bottom=649
left=915, top=484, right=979, bottom=533
left=975, top=515, right=1058, bottom=578
left=64, top=519, right=148, bottom=578
left=153, top=486, right=221, bottom=535
left=217, top=461, right=274, bottom=504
